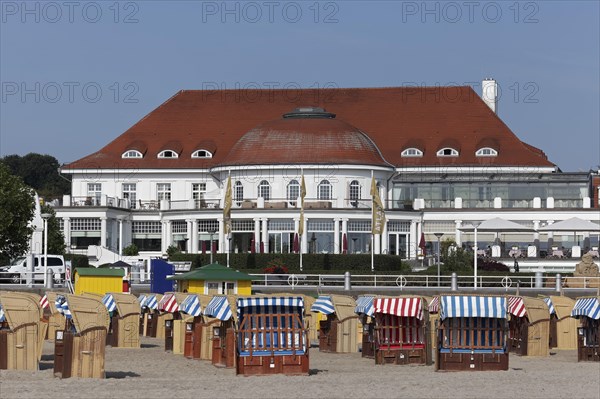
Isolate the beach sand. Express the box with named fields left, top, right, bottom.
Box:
left=1, top=337, right=599, bottom=399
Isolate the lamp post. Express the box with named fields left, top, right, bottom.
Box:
left=434, top=232, right=444, bottom=287
left=471, top=221, right=481, bottom=290
left=41, top=213, right=51, bottom=287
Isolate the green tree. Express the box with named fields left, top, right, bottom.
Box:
left=122, top=244, right=139, bottom=256
left=41, top=204, right=66, bottom=255
left=0, top=164, right=35, bottom=264
left=1, top=153, right=70, bottom=200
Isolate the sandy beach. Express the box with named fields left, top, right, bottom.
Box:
left=1, top=337, right=599, bottom=399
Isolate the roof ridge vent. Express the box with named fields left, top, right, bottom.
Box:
left=283, top=107, right=336, bottom=119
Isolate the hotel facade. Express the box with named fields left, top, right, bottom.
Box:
left=55, top=80, right=600, bottom=270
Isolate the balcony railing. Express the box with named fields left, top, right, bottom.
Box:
left=62, top=194, right=589, bottom=211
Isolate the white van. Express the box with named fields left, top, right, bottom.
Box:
left=0, top=255, right=65, bottom=284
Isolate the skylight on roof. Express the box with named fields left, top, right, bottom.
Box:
left=436, top=148, right=459, bottom=157
left=158, top=150, right=179, bottom=159
left=192, top=149, right=213, bottom=159
left=476, top=147, right=498, bottom=156
left=122, top=150, right=143, bottom=159
left=401, top=148, right=423, bottom=157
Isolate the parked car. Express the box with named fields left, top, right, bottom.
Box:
left=0, top=254, right=65, bottom=284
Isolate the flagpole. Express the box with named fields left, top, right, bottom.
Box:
left=371, top=170, right=375, bottom=272
left=226, top=170, right=231, bottom=268
left=299, top=168, right=304, bottom=272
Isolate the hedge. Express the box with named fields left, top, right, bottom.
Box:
left=168, top=253, right=411, bottom=274
left=64, top=253, right=89, bottom=269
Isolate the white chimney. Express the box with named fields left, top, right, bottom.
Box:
left=482, top=78, right=498, bottom=114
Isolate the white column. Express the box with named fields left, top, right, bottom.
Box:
left=333, top=218, right=340, bottom=254
left=533, top=220, right=540, bottom=247
left=100, top=217, right=107, bottom=248
left=302, top=218, right=308, bottom=254
left=192, top=219, right=199, bottom=253
left=63, top=217, right=71, bottom=250
left=218, top=218, right=224, bottom=254
left=118, top=218, right=124, bottom=255
left=186, top=219, right=193, bottom=253
left=261, top=218, right=269, bottom=253
left=253, top=218, right=260, bottom=253
left=161, top=221, right=169, bottom=253
left=341, top=218, right=348, bottom=254
left=409, top=220, right=417, bottom=259
left=382, top=220, right=388, bottom=254
left=455, top=220, right=462, bottom=246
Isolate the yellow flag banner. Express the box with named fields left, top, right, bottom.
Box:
left=371, top=176, right=385, bottom=235
left=298, top=174, right=306, bottom=236
left=223, top=176, right=232, bottom=234
left=298, top=209, right=304, bottom=237
left=300, top=174, right=306, bottom=208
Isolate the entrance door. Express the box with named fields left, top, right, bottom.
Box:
left=388, top=234, right=408, bottom=258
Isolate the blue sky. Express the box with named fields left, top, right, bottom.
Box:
left=1, top=1, right=599, bottom=171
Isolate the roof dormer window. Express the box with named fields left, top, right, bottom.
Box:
left=436, top=148, right=459, bottom=157
left=476, top=147, right=498, bottom=157
left=401, top=148, right=423, bottom=157
left=122, top=150, right=143, bottom=159
left=191, top=149, right=213, bottom=159
left=158, top=150, right=179, bottom=159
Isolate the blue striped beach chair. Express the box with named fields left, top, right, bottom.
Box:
left=437, top=295, right=509, bottom=371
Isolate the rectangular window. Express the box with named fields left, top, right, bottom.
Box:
left=157, top=183, right=171, bottom=201
left=87, top=183, right=102, bottom=205
left=122, top=183, right=137, bottom=208
left=192, top=183, right=207, bottom=208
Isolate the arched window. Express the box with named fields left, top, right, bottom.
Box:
left=122, top=150, right=143, bottom=158
left=191, top=149, right=213, bottom=158
left=436, top=147, right=459, bottom=157
left=287, top=180, right=300, bottom=206
left=234, top=181, right=244, bottom=206
left=401, top=148, right=423, bottom=157
left=258, top=180, right=271, bottom=200
left=158, top=150, right=179, bottom=159
left=349, top=180, right=361, bottom=208
left=476, top=147, right=498, bottom=156
left=318, top=180, right=332, bottom=200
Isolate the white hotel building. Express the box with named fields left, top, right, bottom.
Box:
left=56, top=80, right=600, bottom=270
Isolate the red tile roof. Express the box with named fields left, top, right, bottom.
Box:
left=63, top=87, right=555, bottom=171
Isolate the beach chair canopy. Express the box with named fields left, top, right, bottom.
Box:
left=180, top=294, right=202, bottom=317
left=143, top=294, right=160, bottom=310
left=521, top=297, right=550, bottom=323
left=40, top=295, right=49, bottom=309
left=543, top=297, right=556, bottom=315
left=109, top=293, right=141, bottom=317
left=374, top=297, right=424, bottom=320
left=66, top=294, right=110, bottom=333
left=137, top=294, right=147, bottom=307
left=237, top=296, right=304, bottom=320
left=204, top=296, right=233, bottom=321
left=311, top=296, right=335, bottom=315
left=158, top=293, right=179, bottom=313
left=571, top=297, right=600, bottom=320
left=0, top=292, right=42, bottom=330
left=102, top=294, right=117, bottom=312
left=355, top=295, right=375, bottom=317
left=428, top=296, right=439, bottom=314
left=55, top=295, right=72, bottom=319
left=508, top=296, right=527, bottom=318
left=549, top=296, right=575, bottom=319
left=440, top=295, right=507, bottom=320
